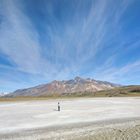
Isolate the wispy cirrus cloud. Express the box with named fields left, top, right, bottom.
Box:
left=93, top=60, right=140, bottom=85
left=0, top=0, right=140, bottom=91
left=0, top=0, right=55, bottom=75
left=40, top=0, right=135, bottom=70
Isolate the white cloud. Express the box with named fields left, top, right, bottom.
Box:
left=94, top=60, right=140, bottom=84
left=0, top=0, right=54, bottom=75
left=0, top=0, right=138, bottom=91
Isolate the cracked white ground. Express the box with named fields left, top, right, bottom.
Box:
left=0, top=97, right=140, bottom=139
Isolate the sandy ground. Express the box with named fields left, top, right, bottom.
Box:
left=0, top=97, right=140, bottom=139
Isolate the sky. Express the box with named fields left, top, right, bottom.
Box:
left=0, top=0, right=140, bottom=92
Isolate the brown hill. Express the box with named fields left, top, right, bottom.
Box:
left=9, top=77, right=119, bottom=97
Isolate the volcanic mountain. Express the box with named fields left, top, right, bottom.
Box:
left=9, top=77, right=120, bottom=97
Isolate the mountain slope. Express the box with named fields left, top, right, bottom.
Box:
left=9, top=77, right=120, bottom=97
left=95, top=85, right=140, bottom=97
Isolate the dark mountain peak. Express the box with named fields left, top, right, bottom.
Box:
left=74, top=76, right=85, bottom=82
left=52, top=80, right=59, bottom=84
left=86, top=78, right=91, bottom=81
left=74, top=76, right=82, bottom=80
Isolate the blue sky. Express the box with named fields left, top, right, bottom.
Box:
left=0, top=0, right=140, bottom=92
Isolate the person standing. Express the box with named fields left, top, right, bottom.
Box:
left=58, top=102, right=60, bottom=111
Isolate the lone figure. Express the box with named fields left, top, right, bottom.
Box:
left=58, top=102, right=60, bottom=111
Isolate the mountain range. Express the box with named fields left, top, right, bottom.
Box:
left=9, top=77, right=120, bottom=97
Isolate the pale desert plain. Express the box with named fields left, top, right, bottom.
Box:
left=0, top=97, right=140, bottom=140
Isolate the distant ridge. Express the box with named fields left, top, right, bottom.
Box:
left=9, top=77, right=120, bottom=97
